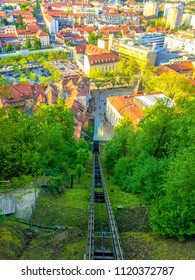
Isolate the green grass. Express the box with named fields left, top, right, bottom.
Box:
left=21, top=228, right=86, bottom=260
left=101, top=155, right=144, bottom=215
left=0, top=153, right=94, bottom=260
left=121, top=232, right=195, bottom=260
left=22, top=153, right=94, bottom=260
left=0, top=219, right=29, bottom=260
left=33, top=189, right=89, bottom=229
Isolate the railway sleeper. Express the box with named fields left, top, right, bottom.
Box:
left=93, top=249, right=115, bottom=260
left=94, top=191, right=105, bottom=203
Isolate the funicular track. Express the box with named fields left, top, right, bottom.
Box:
left=85, top=141, right=124, bottom=260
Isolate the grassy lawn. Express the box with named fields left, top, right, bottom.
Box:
left=32, top=189, right=90, bottom=229
left=121, top=232, right=195, bottom=260
left=0, top=220, right=29, bottom=260
left=21, top=228, right=86, bottom=260
left=20, top=153, right=94, bottom=260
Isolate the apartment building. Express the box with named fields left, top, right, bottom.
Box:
left=106, top=95, right=144, bottom=127
left=138, top=33, right=165, bottom=49
left=164, top=3, right=173, bottom=17
left=143, top=1, right=160, bottom=17
left=114, top=43, right=157, bottom=66
left=44, top=14, right=59, bottom=34
left=0, top=25, right=16, bottom=34
left=15, top=23, right=50, bottom=46
left=83, top=52, right=120, bottom=75
left=106, top=93, right=172, bottom=127
left=166, top=3, right=184, bottom=29
left=97, top=38, right=109, bottom=51
left=164, top=34, right=195, bottom=55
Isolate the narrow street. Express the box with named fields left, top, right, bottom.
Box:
left=91, top=87, right=133, bottom=141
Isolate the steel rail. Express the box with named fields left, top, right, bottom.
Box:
left=85, top=144, right=124, bottom=260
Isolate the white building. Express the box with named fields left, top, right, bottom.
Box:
left=182, top=13, right=192, bottom=26
left=190, top=15, right=195, bottom=28
left=83, top=53, right=119, bottom=75
left=164, top=35, right=195, bottom=55
left=143, top=1, right=160, bottom=17
left=163, top=3, right=173, bottom=17
left=44, top=15, right=59, bottom=34
left=0, top=25, right=16, bottom=34
left=166, top=3, right=184, bottom=29
left=36, top=29, right=50, bottom=46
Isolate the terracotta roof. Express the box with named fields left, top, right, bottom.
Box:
left=73, top=117, right=82, bottom=139
left=72, top=99, right=87, bottom=124
left=0, top=11, right=6, bottom=17
left=44, top=14, right=54, bottom=23
left=28, top=23, right=40, bottom=32
left=88, top=53, right=119, bottom=65
left=45, top=10, right=67, bottom=18
left=107, top=95, right=144, bottom=125
left=0, top=0, right=25, bottom=3
left=75, top=44, right=110, bottom=55
left=0, top=82, right=45, bottom=106
left=166, top=62, right=195, bottom=73
left=155, top=65, right=176, bottom=76
left=36, top=29, right=49, bottom=37
left=75, top=44, right=87, bottom=54
left=20, top=11, right=33, bottom=16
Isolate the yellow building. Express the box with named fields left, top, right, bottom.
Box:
left=118, top=43, right=157, bottom=66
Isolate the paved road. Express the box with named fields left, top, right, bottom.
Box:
left=91, top=87, right=133, bottom=141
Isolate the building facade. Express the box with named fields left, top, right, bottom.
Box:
left=143, top=1, right=160, bottom=17
left=139, top=33, right=165, bottom=49
left=83, top=52, right=119, bottom=75
left=164, top=34, right=195, bottom=55
left=116, top=43, right=157, bottom=66
left=166, top=4, right=184, bottom=29
left=44, top=15, right=59, bottom=34
left=97, top=38, right=109, bottom=50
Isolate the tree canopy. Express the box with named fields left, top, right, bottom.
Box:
left=103, top=98, right=195, bottom=240
left=0, top=101, right=89, bottom=192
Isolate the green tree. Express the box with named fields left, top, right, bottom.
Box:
left=1, top=18, right=8, bottom=25
left=19, top=75, right=28, bottom=83
left=29, top=72, right=36, bottom=82
left=88, top=32, right=102, bottom=46
left=75, top=164, right=85, bottom=183
left=33, top=37, right=42, bottom=50
left=16, top=14, right=23, bottom=25
left=147, top=71, right=195, bottom=100
left=25, top=38, right=32, bottom=49
left=0, top=108, right=40, bottom=180
left=104, top=117, right=134, bottom=171
left=105, top=69, right=117, bottom=88
left=5, top=43, right=12, bottom=52
left=116, top=58, right=139, bottom=85
left=150, top=147, right=195, bottom=241
left=88, top=67, right=105, bottom=89
left=14, top=44, right=21, bottom=51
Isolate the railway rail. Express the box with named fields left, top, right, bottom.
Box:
left=85, top=141, right=124, bottom=260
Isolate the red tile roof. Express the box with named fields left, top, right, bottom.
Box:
left=0, top=82, right=44, bottom=106
left=166, top=62, right=195, bottom=73
left=107, top=95, right=144, bottom=125
left=36, top=29, right=49, bottom=37
left=88, top=53, right=120, bottom=65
